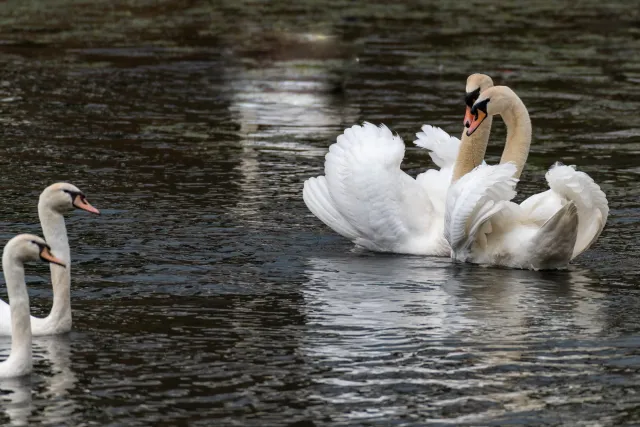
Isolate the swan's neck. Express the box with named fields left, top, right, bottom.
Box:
left=498, top=96, right=531, bottom=179
left=1, top=257, right=31, bottom=372
left=452, top=116, right=493, bottom=182
left=38, top=205, right=71, bottom=328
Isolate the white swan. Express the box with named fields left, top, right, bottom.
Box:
left=0, top=183, right=99, bottom=336
left=0, top=234, right=66, bottom=378
left=445, top=86, right=608, bottom=269
left=303, top=74, right=494, bottom=255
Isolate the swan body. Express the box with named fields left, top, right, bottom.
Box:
left=0, top=183, right=99, bottom=336
left=305, top=123, right=455, bottom=255
left=0, top=234, right=65, bottom=378
left=303, top=74, right=494, bottom=255
left=445, top=86, right=608, bottom=269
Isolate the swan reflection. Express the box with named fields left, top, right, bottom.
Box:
left=0, top=335, right=76, bottom=426
left=301, top=254, right=607, bottom=420
left=302, top=255, right=605, bottom=356
left=0, top=376, right=31, bottom=426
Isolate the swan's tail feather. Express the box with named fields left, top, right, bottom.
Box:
left=303, top=176, right=361, bottom=241
left=445, top=163, right=518, bottom=254
left=413, top=125, right=461, bottom=169
left=530, top=201, right=578, bottom=267
left=545, top=163, right=609, bottom=258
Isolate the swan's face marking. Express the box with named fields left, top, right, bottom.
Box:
left=63, top=189, right=100, bottom=215
left=466, top=98, right=490, bottom=136
left=34, top=241, right=66, bottom=267
left=464, top=87, right=481, bottom=127
left=464, top=74, right=493, bottom=128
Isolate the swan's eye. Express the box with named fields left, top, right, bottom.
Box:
left=470, top=98, right=490, bottom=118
left=30, top=240, right=48, bottom=251
left=464, top=88, right=481, bottom=107
left=62, top=189, right=84, bottom=202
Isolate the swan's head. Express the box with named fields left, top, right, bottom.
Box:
left=466, top=85, right=517, bottom=136
left=40, top=183, right=100, bottom=215
left=464, top=74, right=494, bottom=127
left=4, top=234, right=66, bottom=267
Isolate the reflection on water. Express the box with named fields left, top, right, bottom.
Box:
left=0, top=336, right=75, bottom=426
left=0, top=0, right=636, bottom=425
left=301, top=255, right=623, bottom=424
left=228, top=55, right=359, bottom=226
left=0, top=377, right=32, bottom=427
left=39, top=336, right=77, bottom=424
left=229, top=61, right=358, bottom=147
left=303, top=255, right=605, bottom=345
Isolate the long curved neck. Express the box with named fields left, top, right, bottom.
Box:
left=452, top=116, right=493, bottom=182
left=498, top=95, right=531, bottom=179
left=38, top=202, right=71, bottom=327
left=1, top=256, right=31, bottom=370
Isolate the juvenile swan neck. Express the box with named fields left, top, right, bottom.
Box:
left=1, top=254, right=31, bottom=371
left=38, top=202, right=71, bottom=330
left=499, top=94, right=531, bottom=179
left=452, top=116, right=493, bottom=182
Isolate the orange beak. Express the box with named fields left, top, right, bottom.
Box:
left=39, top=246, right=66, bottom=268
left=73, top=195, right=100, bottom=215
left=464, top=106, right=474, bottom=128
left=466, top=110, right=487, bottom=136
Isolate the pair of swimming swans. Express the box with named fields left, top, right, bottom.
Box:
left=0, top=183, right=99, bottom=378
left=303, top=74, right=608, bottom=269
left=446, top=85, right=608, bottom=269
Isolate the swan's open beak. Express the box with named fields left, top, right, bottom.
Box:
left=39, top=246, right=66, bottom=268
left=464, top=107, right=474, bottom=128
left=466, top=110, right=487, bottom=136
left=73, top=195, right=100, bottom=215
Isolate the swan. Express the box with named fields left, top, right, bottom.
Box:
left=303, top=73, right=494, bottom=255
left=445, top=86, right=608, bottom=269
left=0, top=234, right=66, bottom=378
left=0, top=183, right=99, bottom=336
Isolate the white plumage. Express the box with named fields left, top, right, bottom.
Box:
left=445, top=162, right=608, bottom=270
left=0, top=183, right=99, bottom=336
left=444, top=85, right=608, bottom=270
left=303, top=122, right=460, bottom=255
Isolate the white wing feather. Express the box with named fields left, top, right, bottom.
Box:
left=544, top=162, right=609, bottom=258
left=413, top=124, right=461, bottom=169
left=303, top=176, right=360, bottom=241
left=445, top=163, right=518, bottom=253
left=304, top=122, right=457, bottom=255
left=445, top=161, right=607, bottom=269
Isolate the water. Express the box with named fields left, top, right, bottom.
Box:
left=0, top=0, right=637, bottom=425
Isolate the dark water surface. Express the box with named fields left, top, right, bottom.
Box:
left=0, top=0, right=638, bottom=425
